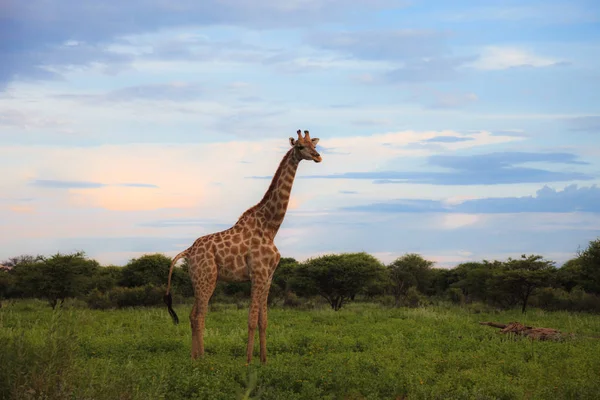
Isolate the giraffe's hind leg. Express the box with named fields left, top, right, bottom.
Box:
left=189, top=260, right=217, bottom=360
left=259, top=253, right=279, bottom=364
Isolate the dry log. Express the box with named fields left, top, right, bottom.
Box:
left=480, top=321, right=573, bottom=341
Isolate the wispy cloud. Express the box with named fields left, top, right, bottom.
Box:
left=300, top=151, right=592, bottom=185
left=56, top=82, right=205, bottom=103
left=567, top=116, right=600, bottom=133
left=30, top=179, right=158, bottom=189
left=31, top=179, right=106, bottom=189
left=468, top=46, right=564, bottom=70
left=306, top=29, right=449, bottom=61
left=424, top=136, right=474, bottom=143
left=139, top=218, right=230, bottom=229
left=1, top=0, right=403, bottom=88
left=343, top=184, right=600, bottom=214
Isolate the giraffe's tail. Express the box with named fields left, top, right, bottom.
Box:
left=164, top=249, right=188, bottom=325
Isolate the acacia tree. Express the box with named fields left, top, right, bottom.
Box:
left=14, top=251, right=99, bottom=308
left=120, top=253, right=172, bottom=287
left=578, top=238, right=600, bottom=294
left=291, top=252, right=385, bottom=310
left=0, top=270, right=15, bottom=307
left=121, top=253, right=193, bottom=297
left=269, top=257, right=299, bottom=306
left=494, top=254, right=556, bottom=313
left=449, top=260, right=502, bottom=303
left=555, top=258, right=584, bottom=292
left=1, top=254, right=45, bottom=268
left=387, top=253, right=434, bottom=305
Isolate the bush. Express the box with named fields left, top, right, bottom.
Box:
left=85, top=285, right=166, bottom=309
left=447, top=287, right=465, bottom=305
left=531, top=287, right=600, bottom=312
left=283, top=291, right=302, bottom=308
left=405, top=286, right=426, bottom=308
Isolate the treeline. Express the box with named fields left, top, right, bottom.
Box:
left=1, top=238, right=599, bottom=313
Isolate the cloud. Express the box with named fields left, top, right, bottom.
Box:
left=440, top=4, right=598, bottom=24
left=281, top=209, right=598, bottom=268
left=2, top=0, right=403, bottom=88
left=385, top=56, right=475, bottom=82
left=429, top=151, right=587, bottom=169
left=118, top=183, right=159, bottom=188
left=342, top=184, right=600, bottom=214
left=439, top=214, right=480, bottom=229
left=489, top=129, right=528, bottom=137
left=139, top=218, right=230, bottom=229
left=427, top=92, right=478, bottom=109
left=306, top=29, right=449, bottom=61
left=455, top=184, right=600, bottom=213
left=567, top=116, right=600, bottom=133
left=31, top=179, right=105, bottom=189
left=0, top=109, right=74, bottom=133
left=306, top=29, right=476, bottom=83
left=344, top=199, right=449, bottom=213
left=468, top=46, right=564, bottom=70
left=425, top=136, right=474, bottom=143
left=303, top=151, right=592, bottom=185
left=57, top=82, right=205, bottom=103
left=30, top=179, right=158, bottom=189
left=351, top=118, right=393, bottom=127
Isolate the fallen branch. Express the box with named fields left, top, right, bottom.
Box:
left=480, top=321, right=573, bottom=341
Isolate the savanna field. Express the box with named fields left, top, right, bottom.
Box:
left=1, top=301, right=600, bottom=400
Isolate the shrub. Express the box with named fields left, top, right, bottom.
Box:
left=85, top=285, right=166, bottom=309
left=531, top=287, right=600, bottom=312
left=447, top=287, right=465, bottom=305
left=405, top=286, right=425, bottom=308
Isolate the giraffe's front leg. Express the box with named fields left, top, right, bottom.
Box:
left=258, top=285, right=272, bottom=364
left=246, top=284, right=263, bottom=364
left=259, top=253, right=278, bottom=364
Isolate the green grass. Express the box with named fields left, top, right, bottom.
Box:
left=1, top=300, right=600, bottom=400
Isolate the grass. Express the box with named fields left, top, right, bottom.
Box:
left=1, top=300, right=600, bottom=399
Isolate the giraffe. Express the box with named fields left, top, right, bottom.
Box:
left=164, top=129, right=321, bottom=364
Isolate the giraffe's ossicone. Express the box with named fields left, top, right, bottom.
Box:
left=164, top=129, right=322, bottom=364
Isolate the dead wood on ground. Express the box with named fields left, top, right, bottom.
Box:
left=479, top=321, right=574, bottom=341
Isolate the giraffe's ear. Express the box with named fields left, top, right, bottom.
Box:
left=289, top=137, right=296, bottom=146
left=311, top=137, right=319, bottom=146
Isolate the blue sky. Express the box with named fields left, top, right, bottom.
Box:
left=1, top=0, right=599, bottom=267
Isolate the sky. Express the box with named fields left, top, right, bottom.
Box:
left=1, top=0, right=599, bottom=268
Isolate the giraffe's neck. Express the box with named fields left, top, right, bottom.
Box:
left=253, top=148, right=300, bottom=239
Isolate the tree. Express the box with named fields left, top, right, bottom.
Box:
left=493, top=254, right=556, bottom=313
left=0, top=270, right=15, bottom=307
left=291, top=253, right=385, bottom=310
left=120, top=253, right=172, bottom=288
left=14, top=251, right=99, bottom=308
left=428, top=268, right=452, bottom=297
left=1, top=254, right=45, bottom=268
left=91, top=265, right=123, bottom=292
left=449, top=261, right=502, bottom=303
left=555, top=258, right=584, bottom=292
left=269, top=257, right=298, bottom=306
left=578, top=238, right=600, bottom=294
left=387, top=253, right=434, bottom=305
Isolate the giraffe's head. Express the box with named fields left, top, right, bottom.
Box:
left=289, top=129, right=322, bottom=163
